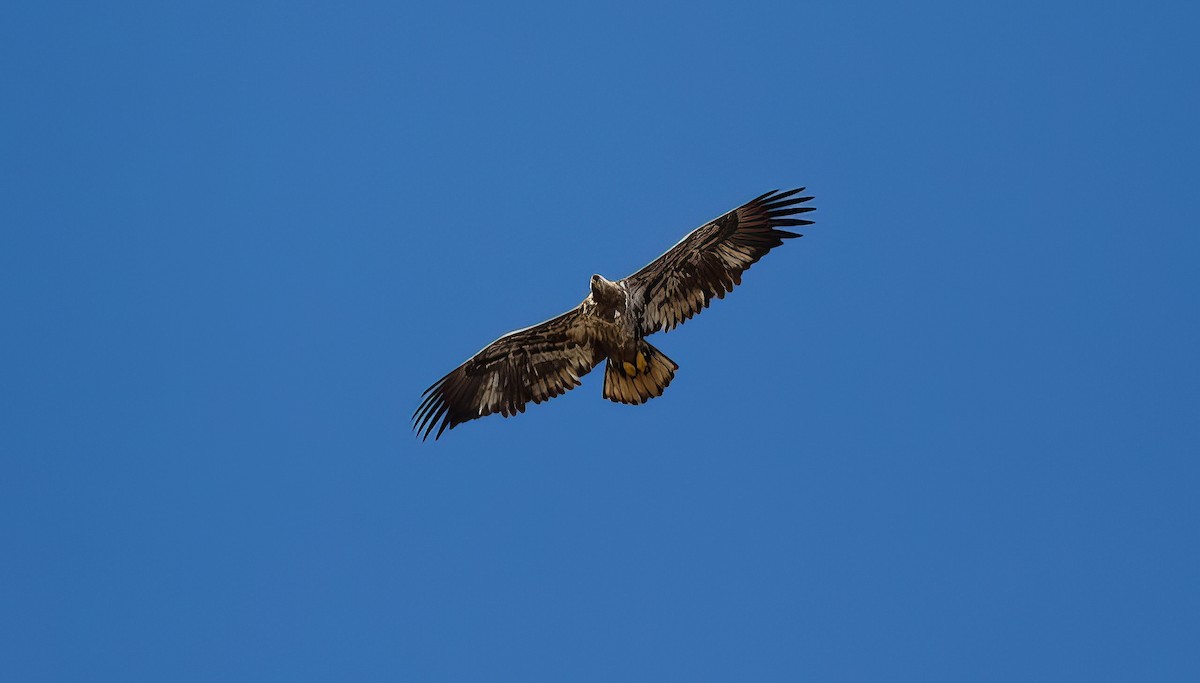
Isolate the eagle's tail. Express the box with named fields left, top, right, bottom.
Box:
left=602, top=341, right=678, bottom=405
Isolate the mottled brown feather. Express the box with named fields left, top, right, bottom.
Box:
left=621, top=188, right=814, bottom=334
left=412, top=308, right=602, bottom=440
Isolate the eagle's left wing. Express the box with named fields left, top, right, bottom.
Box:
left=413, top=306, right=603, bottom=440
left=621, top=188, right=814, bottom=334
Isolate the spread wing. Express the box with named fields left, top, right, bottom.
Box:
left=413, top=306, right=603, bottom=440
left=621, top=188, right=815, bottom=334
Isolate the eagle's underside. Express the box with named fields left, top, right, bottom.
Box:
left=414, top=188, right=815, bottom=440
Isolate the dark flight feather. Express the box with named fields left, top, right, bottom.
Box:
left=413, top=308, right=602, bottom=440
left=622, top=188, right=814, bottom=334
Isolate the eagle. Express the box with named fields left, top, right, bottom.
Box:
left=413, top=188, right=816, bottom=440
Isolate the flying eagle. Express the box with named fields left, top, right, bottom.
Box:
left=413, top=188, right=816, bottom=440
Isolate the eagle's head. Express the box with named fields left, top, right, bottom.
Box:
left=590, top=274, right=623, bottom=308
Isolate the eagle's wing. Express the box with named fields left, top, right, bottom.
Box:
left=413, top=306, right=603, bottom=440
left=621, top=188, right=815, bottom=334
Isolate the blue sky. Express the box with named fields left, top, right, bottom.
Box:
left=3, top=1, right=1198, bottom=680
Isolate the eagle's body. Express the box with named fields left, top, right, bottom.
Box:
left=414, top=188, right=816, bottom=440
left=583, top=275, right=636, bottom=360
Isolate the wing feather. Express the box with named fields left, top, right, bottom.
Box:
left=412, top=306, right=602, bottom=440
left=622, top=188, right=815, bottom=334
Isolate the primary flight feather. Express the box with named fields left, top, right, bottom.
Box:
left=413, top=188, right=816, bottom=440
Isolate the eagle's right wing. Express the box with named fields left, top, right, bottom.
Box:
left=413, top=306, right=603, bottom=440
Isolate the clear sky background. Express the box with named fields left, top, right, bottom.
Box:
left=3, top=1, right=1198, bottom=680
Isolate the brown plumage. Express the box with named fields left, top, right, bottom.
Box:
left=413, top=188, right=815, bottom=440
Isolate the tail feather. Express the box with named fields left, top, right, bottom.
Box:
left=602, top=342, right=678, bottom=405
